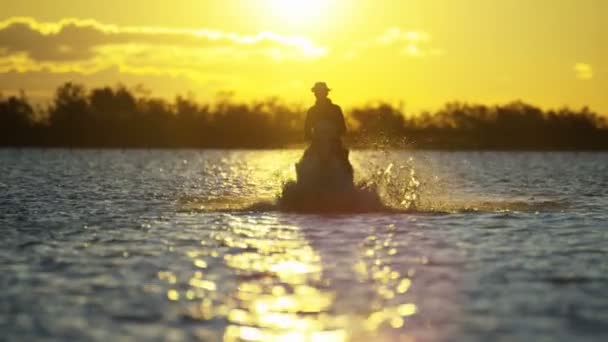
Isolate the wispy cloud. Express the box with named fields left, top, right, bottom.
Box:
left=376, top=27, right=430, bottom=46
left=352, top=27, right=442, bottom=58
left=0, top=17, right=327, bottom=77
left=574, top=63, right=593, bottom=80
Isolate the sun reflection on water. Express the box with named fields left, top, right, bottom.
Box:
left=157, top=153, right=431, bottom=341
left=177, top=215, right=349, bottom=341
left=351, top=224, right=419, bottom=336
left=155, top=214, right=428, bottom=341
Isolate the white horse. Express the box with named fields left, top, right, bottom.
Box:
left=296, top=122, right=354, bottom=191
left=280, top=124, right=384, bottom=212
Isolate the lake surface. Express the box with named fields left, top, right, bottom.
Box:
left=1, top=149, right=608, bottom=341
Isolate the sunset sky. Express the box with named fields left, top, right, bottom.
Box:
left=1, top=0, right=606, bottom=113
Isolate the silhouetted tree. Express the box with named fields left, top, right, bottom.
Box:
left=0, top=92, right=35, bottom=146
left=1, top=82, right=607, bottom=150
left=48, top=82, right=91, bottom=146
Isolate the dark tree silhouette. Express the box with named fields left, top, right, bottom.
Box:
left=48, top=82, right=91, bottom=146
left=0, top=92, right=35, bottom=146
left=1, top=82, right=607, bottom=150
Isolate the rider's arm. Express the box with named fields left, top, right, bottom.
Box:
left=304, top=109, right=313, bottom=140
left=335, top=105, right=347, bottom=137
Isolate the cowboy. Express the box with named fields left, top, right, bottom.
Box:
left=305, top=82, right=346, bottom=144
left=302, top=82, right=353, bottom=181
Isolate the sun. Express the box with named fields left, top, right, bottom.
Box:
left=268, top=0, right=328, bottom=26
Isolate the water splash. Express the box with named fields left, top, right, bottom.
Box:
left=177, top=151, right=569, bottom=214
left=355, top=157, right=421, bottom=211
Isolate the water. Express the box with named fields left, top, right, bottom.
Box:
left=1, top=149, right=608, bottom=341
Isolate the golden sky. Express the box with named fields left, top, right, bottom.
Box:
left=1, top=0, right=606, bottom=113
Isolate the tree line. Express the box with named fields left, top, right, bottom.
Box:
left=1, top=82, right=607, bottom=150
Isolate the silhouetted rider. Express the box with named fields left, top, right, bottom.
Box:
left=303, top=82, right=353, bottom=180
left=305, top=82, right=346, bottom=143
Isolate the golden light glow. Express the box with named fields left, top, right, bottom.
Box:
left=173, top=211, right=351, bottom=342
left=1, top=1, right=606, bottom=112
left=268, top=0, right=329, bottom=26
left=179, top=217, right=422, bottom=341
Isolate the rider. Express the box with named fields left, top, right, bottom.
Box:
left=303, top=82, right=353, bottom=181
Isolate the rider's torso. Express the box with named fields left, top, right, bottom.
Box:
left=308, top=101, right=343, bottom=142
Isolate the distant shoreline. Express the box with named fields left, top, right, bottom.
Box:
left=3, top=82, right=608, bottom=151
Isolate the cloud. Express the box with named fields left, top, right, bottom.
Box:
left=353, top=27, right=442, bottom=58
left=574, top=63, right=593, bottom=80
left=376, top=27, right=430, bottom=46
left=0, top=66, right=229, bottom=102
left=0, top=17, right=327, bottom=77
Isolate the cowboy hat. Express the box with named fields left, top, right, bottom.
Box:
left=311, top=82, right=331, bottom=92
